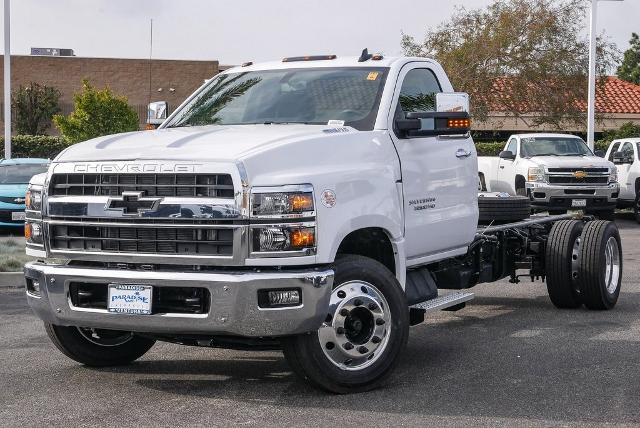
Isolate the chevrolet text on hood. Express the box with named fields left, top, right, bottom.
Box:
left=23, top=52, right=624, bottom=393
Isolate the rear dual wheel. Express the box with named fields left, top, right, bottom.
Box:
left=282, top=255, right=409, bottom=394
left=634, top=192, right=640, bottom=224
left=545, top=220, right=622, bottom=310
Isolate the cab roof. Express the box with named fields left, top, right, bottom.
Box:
left=222, top=55, right=435, bottom=74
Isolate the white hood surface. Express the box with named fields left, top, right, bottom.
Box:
left=55, top=124, right=339, bottom=163
left=528, top=155, right=613, bottom=169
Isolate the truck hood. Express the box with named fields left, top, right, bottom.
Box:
left=54, top=124, right=343, bottom=162
left=0, top=183, right=27, bottom=198
left=528, top=155, right=613, bottom=170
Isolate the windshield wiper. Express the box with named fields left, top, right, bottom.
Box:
left=531, top=153, right=559, bottom=157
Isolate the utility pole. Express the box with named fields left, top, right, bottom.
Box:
left=3, top=0, right=10, bottom=159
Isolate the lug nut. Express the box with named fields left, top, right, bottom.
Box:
left=343, top=342, right=354, bottom=350
left=325, top=342, right=335, bottom=350
left=358, top=346, right=369, bottom=354
left=368, top=303, right=378, bottom=310
left=371, top=336, right=381, bottom=344
left=340, top=308, right=349, bottom=317
left=336, top=327, right=345, bottom=335
left=354, top=299, right=362, bottom=306
left=376, top=318, right=385, bottom=326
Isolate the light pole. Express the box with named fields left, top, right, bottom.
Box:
left=587, top=0, right=623, bottom=151
left=3, top=0, right=9, bottom=159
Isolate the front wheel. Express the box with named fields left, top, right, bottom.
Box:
left=634, top=192, right=640, bottom=224
left=45, top=323, right=156, bottom=366
left=282, top=255, right=409, bottom=393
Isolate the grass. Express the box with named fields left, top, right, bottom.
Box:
left=0, top=234, right=34, bottom=272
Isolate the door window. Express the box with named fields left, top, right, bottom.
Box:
left=506, top=139, right=517, bottom=156
left=608, top=142, right=621, bottom=161
left=621, top=142, right=635, bottom=162
left=395, top=68, right=442, bottom=120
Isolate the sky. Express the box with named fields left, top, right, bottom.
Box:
left=2, top=0, right=638, bottom=65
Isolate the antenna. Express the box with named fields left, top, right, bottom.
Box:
left=358, top=48, right=372, bottom=62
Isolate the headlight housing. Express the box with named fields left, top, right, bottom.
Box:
left=25, top=188, right=42, bottom=211
left=527, top=166, right=546, bottom=182
left=250, top=185, right=314, bottom=219
left=251, top=225, right=316, bottom=254
left=25, top=221, right=44, bottom=245
left=609, top=168, right=618, bottom=183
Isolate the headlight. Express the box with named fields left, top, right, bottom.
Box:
left=527, top=167, right=546, bottom=182
left=25, top=188, right=42, bottom=211
left=609, top=168, right=618, bottom=183
left=251, top=226, right=316, bottom=254
left=250, top=186, right=314, bottom=219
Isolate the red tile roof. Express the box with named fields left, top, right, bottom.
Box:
left=585, top=77, right=640, bottom=114
left=489, top=76, right=640, bottom=114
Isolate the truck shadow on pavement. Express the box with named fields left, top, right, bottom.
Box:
left=90, top=288, right=640, bottom=425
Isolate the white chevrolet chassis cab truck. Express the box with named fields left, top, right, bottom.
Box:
left=23, top=53, right=623, bottom=393
left=478, top=134, right=619, bottom=218
left=605, top=138, right=640, bottom=223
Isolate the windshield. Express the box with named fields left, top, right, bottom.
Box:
left=0, top=163, right=49, bottom=184
left=520, top=137, right=593, bottom=157
left=165, top=67, right=389, bottom=131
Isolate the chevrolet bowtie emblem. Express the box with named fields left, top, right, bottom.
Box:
left=105, top=192, right=163, bottom=216
left=573, top=171, right=588, bottom=179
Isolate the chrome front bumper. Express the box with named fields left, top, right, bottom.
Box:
left=526, top=182, right=618, bottom=210
left=24, top=262, right=334, bottom=337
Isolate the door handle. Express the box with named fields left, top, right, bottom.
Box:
left=455, top=148, right=471, bottom=159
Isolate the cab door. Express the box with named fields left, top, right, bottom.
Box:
left=388, top=64, right=478, bottom=262
left=617, top=142, right=636, bottom=200
left=496, top=138, right=519, bottom=194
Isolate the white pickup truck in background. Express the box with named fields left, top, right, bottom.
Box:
left=478, top=133, right=619, bottom=218
left=605, top=138, right=640, bottom=223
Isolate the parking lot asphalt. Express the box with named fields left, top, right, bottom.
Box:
left=1, top=216, right=639, bottom=427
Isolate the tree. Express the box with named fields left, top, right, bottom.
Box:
left=53, top=80, right=139, bottom=143
left=602, top=122, right=640, bottom=142
left=401, top=0, right=619, bottom=129
left=11, top=82, right=61, bottom=135
left=617, top=33, right=640, bottom=85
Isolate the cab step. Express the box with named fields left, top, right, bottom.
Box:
left=409, top=291, right=475, bottom=325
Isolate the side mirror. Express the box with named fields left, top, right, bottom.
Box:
left=594, top=150, right=605, bottom=158
left=612, top=152, right=632, bottom=164
left=499, top=150, right=516, bottom=160
left=147, top=101, right=168, bottom=125
left=395, top=92, right=471, bottom=138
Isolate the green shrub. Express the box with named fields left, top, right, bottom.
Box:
left=475, top=142, right=504, bottom=156
left=53, top=79, right=139, bottom=144
left=0, top=135, right=71, bottom=159
left=602, top=122, right=640, bottom=143
left=12, top=82, right=61, bottom=135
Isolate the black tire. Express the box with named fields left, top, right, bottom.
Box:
left=478, top=195, right=531, bottom=224
left=578, top=221, right=623, bottom=310
left=545, top=220, right=584, bottom=309
left=282, top=255, right=409, bottom=394
left=634, top=192, right=640, bottom=224
left=45, top=323, right=156, bottom=366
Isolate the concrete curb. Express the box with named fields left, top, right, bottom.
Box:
left=0, top=272, right=24, bottom=288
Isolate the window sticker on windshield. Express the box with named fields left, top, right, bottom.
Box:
left=327, top=120, right=345, bottom=126
left=521, top=137, right=536, bottom=143
left=366, top=71, right=379, bottom=81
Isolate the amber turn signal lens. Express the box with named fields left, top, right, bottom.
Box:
left=24, top=223, right=32, bottom=240
left=289, top=194, right=314, bottom=212
left=447, top=118, right=471, bottom=129
left=290, top=229, right=315, bottom=249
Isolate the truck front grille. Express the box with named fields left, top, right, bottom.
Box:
left=49, top=173, right=234, bottom=198
left=548, top=176, right=608, bottom=185
left=51, top=224, right=234, bottom=256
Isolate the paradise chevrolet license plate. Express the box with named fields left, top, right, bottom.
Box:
left=571, top=199, right=587, bottom=208
left=108, top=284, right=153, bottom=315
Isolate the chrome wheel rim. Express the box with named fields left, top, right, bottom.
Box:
left=77, top=327, right=134, bottom=347
left=604, top=236, right=621, bottom=294
left=318, top=281, right=391, bottom=371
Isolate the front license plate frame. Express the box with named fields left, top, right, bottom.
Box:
left=107, top=284, right=153, bottom=315
left=571, top=199, right=587, bottom=208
